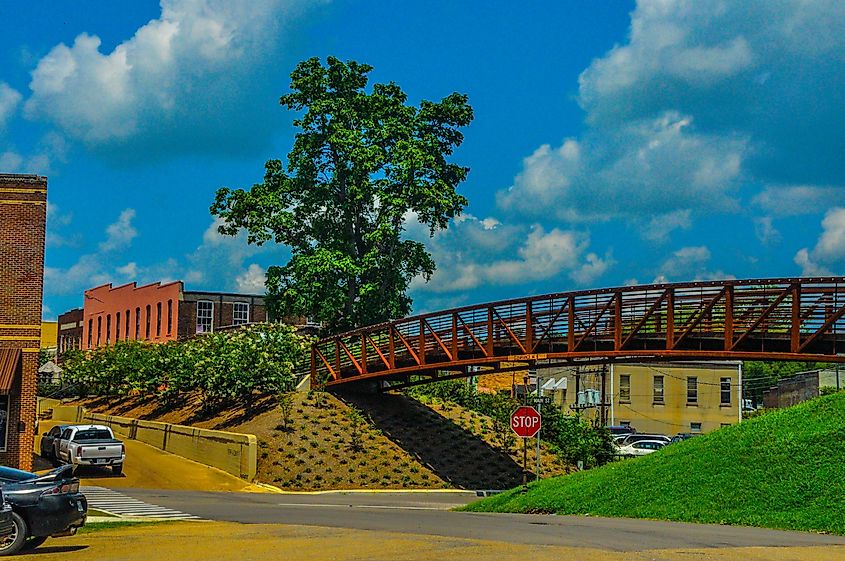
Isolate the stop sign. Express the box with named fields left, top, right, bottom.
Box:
left=511, top=406, right=541, bottom=438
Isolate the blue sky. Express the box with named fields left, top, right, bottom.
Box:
left=1, top=1, right=844, bottom=320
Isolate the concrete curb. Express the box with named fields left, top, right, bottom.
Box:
left=264, top=488, right=478, bottom=495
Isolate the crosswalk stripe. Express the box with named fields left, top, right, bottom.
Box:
left=81, top=486, right=201, bottom=520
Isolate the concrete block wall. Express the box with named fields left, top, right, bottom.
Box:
left=38, top=398, right=257, bottom=481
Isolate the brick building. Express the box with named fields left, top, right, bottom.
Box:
left=0, top=174, right=47, bottom=470
left=762, top=368, right=843, bottom=409
left=78, top=281, right=269, bottom=349
left=56, top=308, right=83, bottom=362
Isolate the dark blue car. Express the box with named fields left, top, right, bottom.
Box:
left=0, top=465, right=87, bottom=555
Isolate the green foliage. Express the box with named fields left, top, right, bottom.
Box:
left=406, top=380, right=612, bottom=467
left=819, top=385, right=844, bottom=396
left=743, top=361, right=832, bottom=405
left=62, top=324, right=310, bottom=408
left=277, top=392, right=296, bottom=432
left=211, top=57, right=473, bottom=333
left=462, top=392, right=845, bottom=535
left=344, top=405, right=367, bottom=452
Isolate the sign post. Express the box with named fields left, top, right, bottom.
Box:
left=511, top=404, right=542, bottom=491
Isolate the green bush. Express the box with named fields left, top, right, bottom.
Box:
left=61, top=323, right=311, bottom=407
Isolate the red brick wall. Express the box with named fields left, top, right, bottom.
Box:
left=0, top=174, right=47, bottom=471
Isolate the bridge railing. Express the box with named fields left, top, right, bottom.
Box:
left=311, top=277, right=845, bottom=386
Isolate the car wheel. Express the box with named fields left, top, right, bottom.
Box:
left=0, top=512, right=29, bottom=556
left=112, top=464, right=123, bottom=476
left=22, top=536, right=48, bottom=551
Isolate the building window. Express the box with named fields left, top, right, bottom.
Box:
left=233, top=302, right=250, bottom=326
left=690, top=422, right=702, bottom=433
left=115, top=312, right=121, bottom=342
left=167, top=300, right=173, bottom=335
left=619, top=374, right=631, bottom=402
left=125, top=309, right=130, bottom=339
left=687, top=376, right=698, bottom=404
left=721, top=377, right=731, bottom=405
left=653, top=376, right=664, bottom=403
left=145, top=305, right=151, bottom=339
left=96, top=316, right=102, bottom=347
left=87, top=319, right=93, bottom=348
left=156, top=302, right=162, bottom=337
left=106, top=314, right=111, bottom=345
left=135, top=308, right=141, bottom=340
left=197, top=301, right=213, bottom=333
left=0, top=395, right=8, bottom=452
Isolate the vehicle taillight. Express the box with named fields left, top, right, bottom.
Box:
left=76, top=446, right=83, bottom=457
left=40, top=481, right=79, bottom=498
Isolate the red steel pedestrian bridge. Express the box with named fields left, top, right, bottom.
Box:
left=309, top=277, right=845, bottom=389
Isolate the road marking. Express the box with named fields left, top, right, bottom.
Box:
left=276, top=502, right=444, bottom=511
left=82, top=486, right=201, bottom=520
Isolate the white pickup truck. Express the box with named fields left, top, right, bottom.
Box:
left=56, top=425, right=126, bottom=475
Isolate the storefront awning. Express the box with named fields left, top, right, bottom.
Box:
left=0, top=349, right=21, bottom=392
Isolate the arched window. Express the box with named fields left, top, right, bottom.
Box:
left=125, top=309, right=130, bottom=339
left=115, top=312, right=121, bottom=342
left=87, top=319, right=93, bottom=348
left=156, top=302, right=162, bottom=337
left=106, top=314, right=111, bottom=345
left=96, top=316, right=102, bottom=347
left=135, top=307, right=141, bottom=340
left=145, top=305, right=151, bottom=339
left=167, top=300, right=173, bottom=335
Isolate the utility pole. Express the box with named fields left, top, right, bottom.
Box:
left=530, top=363, right=541, bottom=481
left=522, top=374, right=528, bottom=492
left=600, top=364, right=608, bottom=427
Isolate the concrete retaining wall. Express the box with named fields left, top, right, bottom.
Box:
left=38, top=398, right=257, bottom=481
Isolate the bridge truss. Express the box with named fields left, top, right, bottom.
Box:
left=310, top=278, right=845, bottom=389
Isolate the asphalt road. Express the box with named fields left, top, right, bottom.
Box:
left=119, top=488, right=845, bottom=552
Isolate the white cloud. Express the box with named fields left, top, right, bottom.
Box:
left=500, top=0, right=845, bottom=237
left=24, top=0, right=307, bottom=161
left=795, top=207, right=845, bottom=276
left=643, top=210, right=692, bottom=243
left=497, top=112, right=746, bottom=226
left=657, top=245, right=733, bottom=282
left=409, top=214, right=612, bottom=294
left=235, top=264, right=267, bottom=293
left=99, top=209, right=138, bottom=252
left=752, top=185, right=845, bottom=217
left=0, top=83, right=22, bottom=129
left=753, top=216, right=781, bottom=246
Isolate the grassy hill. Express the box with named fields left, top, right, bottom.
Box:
left=462, top=392, right=845, bottom=534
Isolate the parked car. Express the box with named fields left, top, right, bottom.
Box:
left=55, top=425, right=125, bottom=475
left=608, top=425, right=636, bottom=436
left=39, top=424, right=70, bottom=463
left=0, top=465, right=87, bottom=555
left=0, top=489, right=14, bottom=544
left=670, top=433, right=699, bottom=443
left=618, top=440, right=667, bottom=457
left=618, top=433, right=671, bottom=447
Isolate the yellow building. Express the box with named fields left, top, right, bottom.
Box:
left=40, top=321, right=58, bottom=355
left=479, top=361, right=741, bottom=436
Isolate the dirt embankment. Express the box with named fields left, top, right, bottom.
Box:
left=75, top=390, right=569, bottom=491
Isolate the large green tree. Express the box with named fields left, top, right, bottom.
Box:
left=212, top=57, right=473, bottom=332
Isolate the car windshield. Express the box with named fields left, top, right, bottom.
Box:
left=0, top=466, right=37, bottom=482
left=75, top=429, right=113, bottom=440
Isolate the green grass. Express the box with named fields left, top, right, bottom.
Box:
left=78, top=520, right=174, bottom=534
left=461, top=392, right=845, bottom=534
